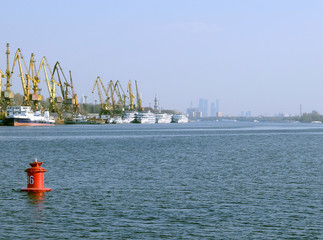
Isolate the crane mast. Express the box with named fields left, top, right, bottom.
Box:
left=127, top=80, right=135, bottom=110
left=135, top=80, right=142, bottom=111
left=3, top=43, right=14, bottom=107
left=69, top=70, right=79, bottom=114
left=108, top=80, right=116, bottom=110
left=0, top=69, right=4, bottom=104
left=28, top=53, right=43, bottom=110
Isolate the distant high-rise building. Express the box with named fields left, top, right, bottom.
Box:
left=215, top=99, right=220, bottom=115
left=199, top=98, right=204, bottom=114
left=210, top=103, right=216, bottom=117
left=203, top=99, right=208, bottom=117
left=187, top=107, right=200, bottom=119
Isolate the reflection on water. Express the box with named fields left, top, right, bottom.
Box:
left=27, top=192, right=45, bottom=205
left=26, top=192, right=47, bottom=222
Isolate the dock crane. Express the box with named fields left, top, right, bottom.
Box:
left=69, top=70, right=79, bottom=114
left=11, top=48, right=30, bottom=106
left=108, top=80, right=116, bottom=110
left=2, top=44, right=28, bottom=115
left=28, top=53, right=43, bottom=110
left=127, top=80, right=135, bottom=110
left=3, top=44, right=15, bottom=107
left=0, top=69, right=4, bottom=96
left=0, top=68, right=5, bottom=116
left=92, top=76, right=112, bottom=113
left=36, top=57, right=62, bottom=117
left=51, top=62, right=75, bottom=113
left=135, top=80, right=142, bottom=111
left=114, top=80, right=127, bottom=110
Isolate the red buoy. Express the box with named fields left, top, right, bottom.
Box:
left=21, top=158, right=51, bottom=192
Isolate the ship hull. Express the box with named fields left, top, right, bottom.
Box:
left=5, top=118, right=55, bottom=126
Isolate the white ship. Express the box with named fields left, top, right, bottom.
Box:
left=171, top=114, right=188, bottom=123
left=66, top=114, right=87, bottom=124
left=5, top=106, right=55, bottom=126
left=155, top=113, right=172, bottom=123
left=111, top=116, right=123, bottom=124
left=133, top=111, right=155, bottom=124
left=122, top=111, right=137, bottom=123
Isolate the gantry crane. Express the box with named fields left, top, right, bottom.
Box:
left=135, top=80, right=142, bottom=111
left=127, top=80, right=135, bottom=110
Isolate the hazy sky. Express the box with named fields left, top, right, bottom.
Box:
left=1, top=0, right=323, bottom=116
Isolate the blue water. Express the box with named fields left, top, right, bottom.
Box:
left=0, top=122, right=322, bottom=239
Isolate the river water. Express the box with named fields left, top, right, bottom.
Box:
left=0, top=121, right=322, bottom=239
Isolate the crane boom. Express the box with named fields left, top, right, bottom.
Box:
left=69, top=70, right=79, bottom=114
left=52, top=62, right=65, bottom=98
left=11, top=48, right=29, bottom=102
left=5, top=43, right=12, bottom=96
left=37, top=57, right=52, bottom=98
left=36, top=56, right=62, bottom=117
left=114, top=80, right=127, bottom=109
left=92, top=78, right=104, bottom=107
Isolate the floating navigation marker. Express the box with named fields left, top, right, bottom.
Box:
left=21, top=158, right=51, bottom=192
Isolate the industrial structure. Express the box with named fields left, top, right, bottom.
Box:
left=91, top=77, right=143, bottom=116
left=0, top=43, right=146, bottom=123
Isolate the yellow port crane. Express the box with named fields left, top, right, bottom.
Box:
left=92, top=76, right=111, bottom=112
left=127, top=80, right=135, bottom=110
left=69, top=70, right=79, bottom=114
left=36, top=56, right=62, bottom=117
left=11, top=48, right=31, bottom=106
left=0, top=69, right=4, bottom=96
left=52, top=62, right=76, bottom=113
left=114, top=80, right=127, bottom=110
left=3, top=43, right=14, bottom=106
left=135, top=80, right=142, bottom=111
left=28, top=53, right=43, bottom=110
left=108, top=80, right=116, bottom=110
left=0, top=68, right=5, bottom=115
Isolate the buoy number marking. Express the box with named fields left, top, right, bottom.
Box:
left=27, top=175, right=34, bottom=185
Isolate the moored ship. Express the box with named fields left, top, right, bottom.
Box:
left=133, top=111, right=156, bottom=124
left=5, top=106, right=55, bottom=126
left=171, top=114, right=188, bottom=123
left=155, top=113, right=172, bottom=123
left=122, top=111, right=137, bottom=124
